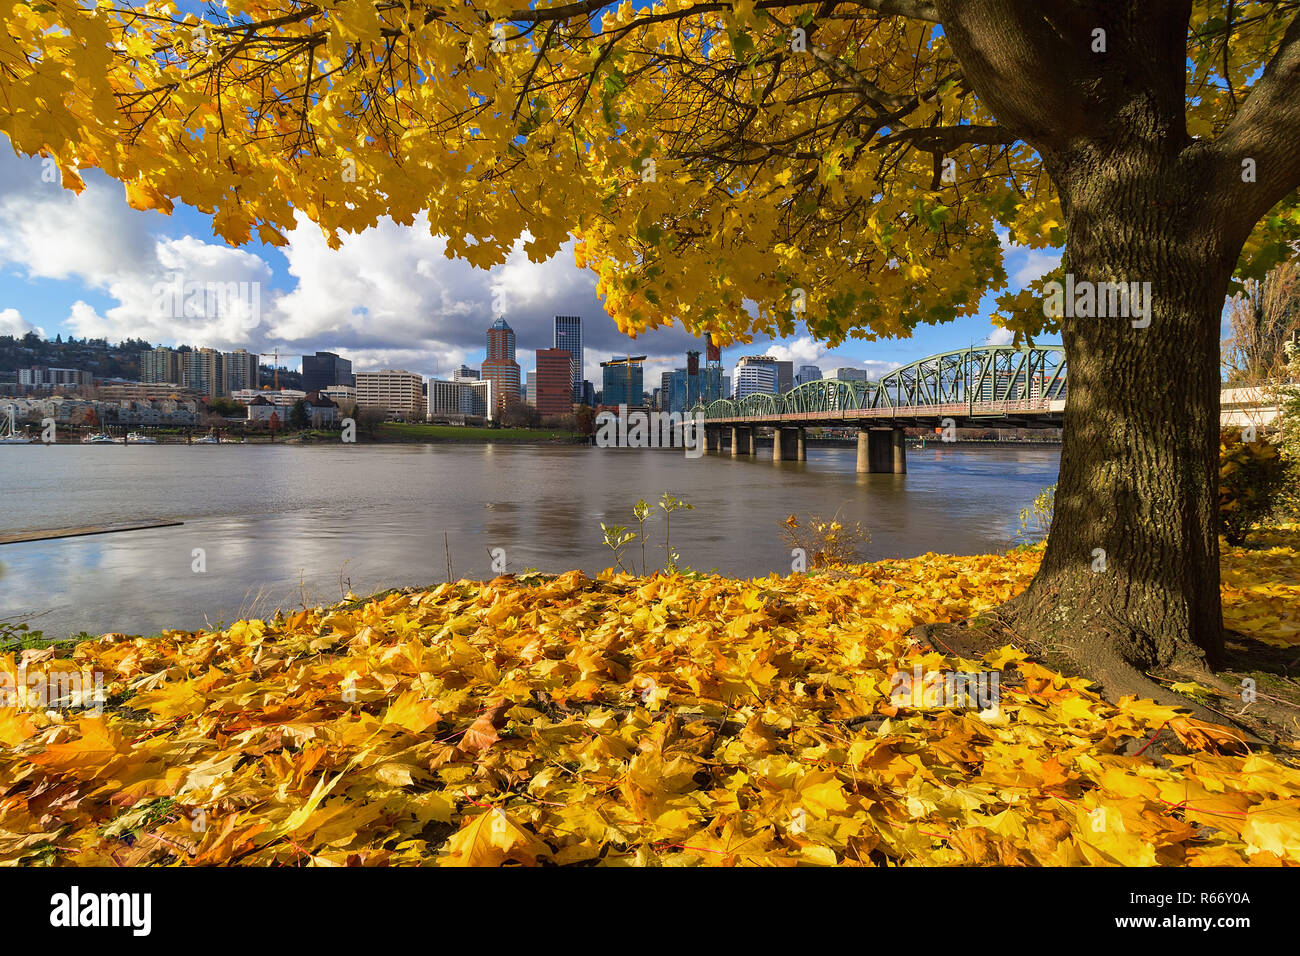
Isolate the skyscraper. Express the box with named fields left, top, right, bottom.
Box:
left=733, top=356, right=779, bottom=399
left=796, top=365, right=823, bottom=385
left=221, top=349, right=259, bottom=393
left=302, top=351, right=354, bottom=392
left=774, top=360, right=794, bottom=393
left=140, top=347, right=182, bottom=385
left=481, top=317, right=521, bottom=417
left=535, top=348, right=573, bottom=417
left=600, top=356, right=646, bottom=407
left=554, top=315, right=583, bottom=402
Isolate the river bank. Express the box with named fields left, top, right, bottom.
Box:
left=1, top=527, right=1296, bottom=866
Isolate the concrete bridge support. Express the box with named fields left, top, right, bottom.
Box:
left=796, top=428, right=807, bottom=461
left=774, top=427, right=799, bottom=462
left=857, top=427, right=906, bottom=473
left=731, top=426, right=752, bottom=457
left=704, top=426, right=720, bottom=452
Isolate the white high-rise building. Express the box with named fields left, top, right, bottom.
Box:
left=732, top=360, right=778, bottom=400
left=427, top=377, right=494, bottom=422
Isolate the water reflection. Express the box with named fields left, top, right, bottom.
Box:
left=0, top=442, right=1058, bottom=636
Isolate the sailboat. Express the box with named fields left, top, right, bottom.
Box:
left=193, top=431, right=220, bottom=444
left=125, top=431, right=158, bottom=444
left=0, top=405, right=33, bottom=444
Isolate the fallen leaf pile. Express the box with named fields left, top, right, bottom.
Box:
left=2, top=529, right=1298, bottom=866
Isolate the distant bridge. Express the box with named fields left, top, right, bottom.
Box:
left=685, top=344, right=1285, bottom=473
left=693, top=345, right=1064, bottom=473
left=703, top=344, right=1067, bottom=429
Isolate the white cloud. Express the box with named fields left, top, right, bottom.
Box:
left=0, top=307, right=43, bottom=338
left=1011, top=249, right=1062, bottom=287
left=986, top=326, right=1015, bottom=346
left=0, top=150, right=273, bottom=349
left=0, top=149, right=895, bottom=384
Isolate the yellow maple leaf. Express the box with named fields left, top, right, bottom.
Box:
left=443, top=808, right=547, bottom=867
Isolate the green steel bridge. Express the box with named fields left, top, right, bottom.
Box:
left=692, top=344, right=1067, bottom=473
left=700, top=344, right=1067, bottom=428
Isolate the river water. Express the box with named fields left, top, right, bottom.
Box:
left=0, top=442, right=1059, bottom=638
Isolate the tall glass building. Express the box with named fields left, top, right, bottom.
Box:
left=302, top=351, right=354, bottom=393
left=554, top=315, right=583, bottom=402
left=600, top=356, right=645, bottom=407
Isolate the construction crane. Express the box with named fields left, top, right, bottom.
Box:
left=258, top=350, right=301, bottom=391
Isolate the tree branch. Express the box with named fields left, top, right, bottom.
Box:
left=872, top=123, right=1018, bottom=152
left=1213, top=8, right=1300, bottom=227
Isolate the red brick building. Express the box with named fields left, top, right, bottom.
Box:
left=535, top=348, right=573, bottom=417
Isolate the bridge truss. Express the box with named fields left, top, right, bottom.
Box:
left=702, top=345, right=1067, bottom=425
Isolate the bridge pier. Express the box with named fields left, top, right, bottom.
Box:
left=892, top=427, right=907, bottom=474
left=797, top=427, right=806, bottom=461
left=731, top=425, right=751, bottom=457
left=857, top=427, right=906, bottom=473
left=704, top=426, right=720, bottom=452
left=774, top=427, right=799, bottom=462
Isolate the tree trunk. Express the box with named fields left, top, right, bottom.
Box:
left=1004, top=150, right=1238, bottom=699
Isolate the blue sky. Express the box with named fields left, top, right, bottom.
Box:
left=0, top=145, right=1061, bottom=388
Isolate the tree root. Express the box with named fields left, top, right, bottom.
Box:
left=908, top=611, right=1272, bottom=754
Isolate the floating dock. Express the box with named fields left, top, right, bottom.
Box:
left=0, top=521, right=183, bottom=545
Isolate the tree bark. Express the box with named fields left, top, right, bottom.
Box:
left=929, top=1, right=1283, bottom=705
left=1002, top=139, right=1240, bottom=697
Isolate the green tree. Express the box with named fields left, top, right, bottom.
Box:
left=289, top=399, right=310, bottom=430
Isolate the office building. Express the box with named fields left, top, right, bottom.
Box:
left=535, top=348, right=573, bottom=417
left=554, top=315, right=583, bottom=402
left=774, top=360, right=794, bottom=393
left=480, top=317, right=521, bottom=417
left=834, top=367, right=871, bottom=381
left=302, top=351, right=354, bottom=392
left=600, top=356, right=646, bottom=407
left=733, top=357, right=778, bottom=400
left=524, top=370, right=537, bottom=406
left=355, top=369, right=424, bottom=420
left=796, top=365, right=823, bottom=385
left=454, top=365, right=479, bottom=382
left=427, top=377, right=494, bottom=422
